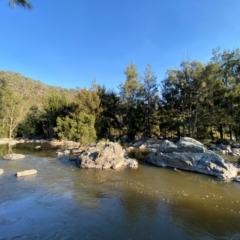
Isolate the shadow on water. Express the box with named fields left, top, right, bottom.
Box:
left=1, top=145, right=240, bottom=239
left=128, top=148, right=150, bottom=161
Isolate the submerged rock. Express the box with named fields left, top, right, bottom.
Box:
left=76, top=142, right=138, bottom=170
left=3, top=153, right=25, bottom=160
left=145, top=137, right=238, bottom=181
left=0, top=169, right=4, bottom=175
left=16, top=169, right=37, bottom=177
left=56, top=149, right=71, bottom=156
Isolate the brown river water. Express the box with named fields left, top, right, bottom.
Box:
left=0, top=143, right=240, bottom=240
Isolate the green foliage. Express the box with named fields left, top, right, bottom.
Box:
left=160, top=48, right=240, bottom=140
left=43, top=90, right=77, bottom=138
left=95, top=86, right=121, bottom=139
left=140, top=64, right=160, bottom=137
left=0, top=79, right=29, bottom=139
left=54, top=113, right=96, bottom=146
left=0, top=79, right=8, bottom=137
left=77, top=88, right=100, bottom=115
left=17, top=105, right=44, bottom=138
left=119, top=62, right=141, bottom=102
left=118, top=62, right=143, bottom=139
left=3, top=47, right=240, bottom=142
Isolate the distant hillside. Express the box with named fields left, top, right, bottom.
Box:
left=0, top=70, right=78, bottom=109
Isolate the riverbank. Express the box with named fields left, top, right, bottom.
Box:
left=0, top=138, right=80, bottom=148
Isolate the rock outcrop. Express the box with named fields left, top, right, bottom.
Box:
left=145, top=137, right=239, bottom=181
left=16, top=169, right=37, bottom=177
left=75, top=142, right=138, bottom=170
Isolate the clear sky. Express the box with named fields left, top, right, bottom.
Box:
left=1, top=0, right=240, bottom=90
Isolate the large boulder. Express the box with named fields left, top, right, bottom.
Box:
left=145, top=137, right=239, bottom=181
left=76, top=142, right=138, bottom=170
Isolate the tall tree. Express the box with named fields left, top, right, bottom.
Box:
left=77, top=88, right=100, bottom=115
left=43, top=91, right=75, bottom=139
left=96, top=86, right=121, bottom=139
left=211, top=48, right=240, bottom=139
left=0, top=79, right=8, bottom=137
left=17, top=105, right=44, bottom=138
left=161, top=60, right=217, bottom=139
left=0, top=85, right=28, bottom=139
left=140, top=64, right=160, bottom=137
left=119, top=62, right=142, bottom=139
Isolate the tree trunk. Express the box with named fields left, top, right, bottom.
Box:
left=209, top=129, right=214, bottom=141
left=9, top=129, right=12, bottom=140
left=219, top=124, right=224, bottom=139
left=177, top=126, right=181, bottom=139
left=191, top=112, right=198, bottom=138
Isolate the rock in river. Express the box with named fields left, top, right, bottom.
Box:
left=75, top=142, right=138, bottom=170
left=3, top=153, right=25, bottom=160
left=145, top=137, right=239, bottom=181
left=0, top=169, right=4, bottom=175
left=16, top=169, right=37, bottom=177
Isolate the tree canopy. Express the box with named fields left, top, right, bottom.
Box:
left=2, top=47, right=240, bottom=142
left=8, top=0, right=32, bottom=8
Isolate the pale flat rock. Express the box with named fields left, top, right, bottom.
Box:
left=0, top=169, right=4, bottom=175
left=0, top=138, right=19, bottom=145
left=16, top=169, right=37, bottom=177
left=3, top=153, right=25, bottom=160
left=50, top=141, right=65, bottom=146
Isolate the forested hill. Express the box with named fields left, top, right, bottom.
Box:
left=1, top=47, right=240, bottom=142
left=0, top=70, right=77, bottom=108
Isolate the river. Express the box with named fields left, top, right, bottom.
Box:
left=0, top=143, right=240, bottom=240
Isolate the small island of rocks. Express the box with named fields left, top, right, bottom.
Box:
left=74, top=142, right=138, bottom=170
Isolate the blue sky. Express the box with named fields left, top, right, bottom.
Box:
left=1, top=0, right=240, bottom=90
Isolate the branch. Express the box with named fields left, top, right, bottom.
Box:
left=8, top=0, right=32, bottom=9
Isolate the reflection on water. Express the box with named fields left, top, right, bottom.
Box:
left=128, top=148, right=150, bottom=161
left=0, top=144, right=240, bottom=239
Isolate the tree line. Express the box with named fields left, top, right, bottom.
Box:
left=1, top=47, right=240, bottom=144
